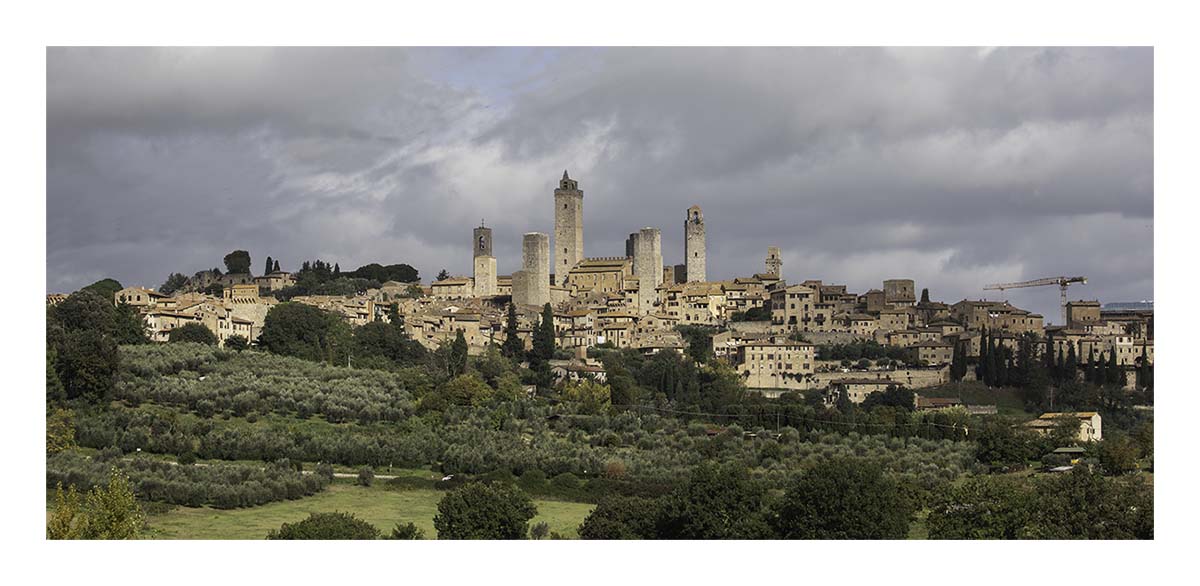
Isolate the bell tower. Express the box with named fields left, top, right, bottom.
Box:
left=684, top=205, right=706, bottom=282
left=553, top=170, right=584, bottom=282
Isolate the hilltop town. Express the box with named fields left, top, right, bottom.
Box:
left=49, top=170, right=1154, bottom=411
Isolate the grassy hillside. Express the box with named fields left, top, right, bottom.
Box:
left=141, top=478, right=594, bottom=540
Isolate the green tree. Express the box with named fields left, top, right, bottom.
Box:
left=158, top=272, right=188, bottom=295
left=1106, top=349, right=1121, bottom=386
left=973, top=418, right=1038, bottom=470
left=274, top=259, right=281, bottom=272
left=48, top=291, right=120, bottom=402
left=258, top=302, right=352, bottom=364
left=168, top=323, right=218, bottom=345
left=927, top=475, right=1034, bottom=539
left=352, top=320, right=425, bottom=368
left=388, top=522, right=425, bottom=540
left=436, top=269, right=450, bottom=281
left=561, top=379, right=612, bottom=415
left=448, top=330, right=469, bottom=377
left=113, top=302, right=149, bottom=344
left=771, top=457, right=915, bottom=539
left=578, top=496, right=658, bottom=539
left=223, top=249, right=252, bottom=274
left=46, top=347, right=66, bottom=404
left=82, top=278, right=123, bottom=304
left=1064, top=342, right=1078, bottom=383
left=1098, top=433, right=1139, bottom=475
left=266, top=512, right=380, bottom=540
left=653, top=463, right=774, bottom=539
left=264, top=256, right=274, bottom=275
left=530, top=303, right=556, bottom=389
left=47, top=468, right=144, bottom=540
left=422, top=374, right=494, bottom=412
left=224, top=335, right=249, bottom=352
left=501, top=303, right=523, bottom=359
left=433, top=483, right=537, bottom=540
left=1022, top=468, right=1152, bottom=539
left=46, top=407, right=76, bottom=455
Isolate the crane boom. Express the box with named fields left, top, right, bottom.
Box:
left=982, top=276, right=1088, bottom=326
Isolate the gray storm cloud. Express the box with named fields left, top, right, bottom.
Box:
left=47, top=47, right=1152, bottom=323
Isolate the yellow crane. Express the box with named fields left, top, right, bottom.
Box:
left=983, top=276, right=1088, bottom=326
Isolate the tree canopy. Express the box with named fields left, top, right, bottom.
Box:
left=223, top=250, right=252, bottom=274
left=433, top=482, right=537, bottom=539
left=168, top=323, right=218, bottom=345
left=266, top=512, right=380, bottom=540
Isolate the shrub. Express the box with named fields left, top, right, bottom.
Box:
left=433, top=483, right=537, bottom=539
left=266, top=512, right=380, bottom=540
left=530, top=521, right=550, bottom=540
left=357, top=466, right=375, bottom=487
left=388, top=522, right=425, bottom=540
left=168, top=323, right=218, bottom=346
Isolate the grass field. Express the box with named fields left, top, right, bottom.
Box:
left=139, top=478, right=595, bottom=540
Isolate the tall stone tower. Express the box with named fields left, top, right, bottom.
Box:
left=633, top=227, right=662, bottom=314
left=513, top=232, right=550, bottom=308
left=765, top=246, right=782, bottom=278
left=472, top=222, right=496, bottom=297
left=553, top=170, right=584, bottom=281
left=684, top=205, right=706, bottom=282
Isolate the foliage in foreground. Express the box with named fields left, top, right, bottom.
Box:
left=434, top=482, right=538, bottom=539
left=47, top=450, right=329, bottom=509
left=47, top=467, right=144, bottom=540
left=926, top=468, right=1153, bottom=539
left=266, top=512, right=381, bottom=540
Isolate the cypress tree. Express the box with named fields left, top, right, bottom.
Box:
left=950, top=340, right=966, bottom=382
left=334, top=263, right=341, bottom=277
left=1107, top=349, right=1121, bottom=385
left=984, top=333, right=998, bottom=387
left=274, top=259, right=281, bottom=272
left=448, top=330, right=468, bottom=377
left=265, top=256, right=274, bottom=275
left=1065, top=342, right=1078, bottom=383
left=501, top=303, right=523, bottom=360
left=1085, top=347, right=1096, bottom=383
left=1055, top=350, right=1065, bottom=384
left=1136, top=344, right=1150, bottom=389
left=976, top=327, right=989, bottom=384
left=1096, top=351, right=1108, bottom=386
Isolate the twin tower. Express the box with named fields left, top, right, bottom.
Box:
left=479, top=171, right=708, bottom=308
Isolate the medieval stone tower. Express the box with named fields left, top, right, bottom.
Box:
left=684, top=205, right=706, bottom=282
left=632, top=227, right=663, bottom=314
left=513, top=232, right=550, bottom=308
left=553, top=170, right=584, bottom=281
left=765, top=246, right=782, bottom=278
left=472, top=222, right=496, bottom=297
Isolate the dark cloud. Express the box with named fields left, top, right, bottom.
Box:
left=47, top=47, right=1152, bottom=322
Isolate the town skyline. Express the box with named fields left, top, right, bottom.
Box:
left=47, top=47, right=1153, bottom=322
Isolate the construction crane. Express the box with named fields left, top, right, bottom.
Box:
left=984, top=276, right=1088, bottom=326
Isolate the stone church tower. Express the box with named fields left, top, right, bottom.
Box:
left=684, top=205, right=706, bottom=282
left=472, top=222, right=496, bottom=296
left=553, top=170, right=584, bottom=282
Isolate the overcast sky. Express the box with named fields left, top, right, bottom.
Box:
left=47, top=47, right=1152, bottom=323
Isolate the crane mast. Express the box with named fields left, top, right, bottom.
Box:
left=983, top=276, right=1087, bottom=326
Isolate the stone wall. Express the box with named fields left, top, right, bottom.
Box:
left=634, top=227, right=662, bottom=314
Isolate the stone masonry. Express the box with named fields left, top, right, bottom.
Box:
left=685, top=204, right=706, bottom=282
left=514, top=232, right=549, bottom=308
left=553, top=170, right=584, bottom=283
left=765, top=246, right=782, bottom=278
left=634, top=227, right=662, bottom=314
left=473, top=224, right=496, bottom=296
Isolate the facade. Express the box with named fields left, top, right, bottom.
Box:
left=1065, top=300, right=1102, bottom=329
left=1024, top=412, right=1103, bottom=442
left=472, top=224, right=497, bottom=296
left=684, top=205, right=706, bottom=282
left=567, top=257, right=632, bottom=295
left=513, top=232, right=550, bottom=308
left=738, top=340, right=815, bottom=391
left=632, top=227, right=663, bottom=314
left=553, top=170, right=584, bottom=279
left=883, top=279, right=916, bottom=307
left=115, top=286, right=165, bottom=309
left=829, top=378, right=899, bottom=404
left=765, top=246, right=782, bottom=278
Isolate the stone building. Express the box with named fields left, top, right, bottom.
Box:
left=630, top=227, right=663, bottom=314
left=473, top=223, right=497, bottom=297
left=115, top=286, right=165, bottom=309
left=553, top=170, right=584, bottom=280
left=883, top=279, right=916, bottom=307
left=737, top=340, right=816, bottom=391
left=513, top=232, right=550, bottom=308
left=567, top=257, right=632, bottom=295
left=684, top=205, right=706, bottom=282
left=765, top=246, right=782, bottom=278
left=1065, top=300, right=1102, bottom=329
